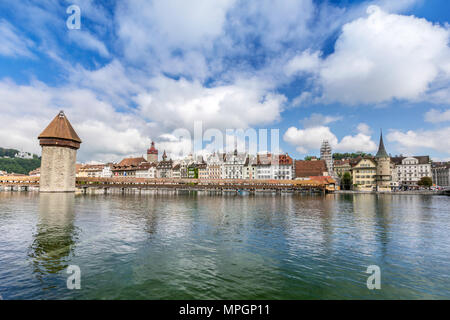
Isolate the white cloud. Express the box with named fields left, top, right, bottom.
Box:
left=0, top=80, right=151, bottom=163
left=67, top=30, right=110, bottom=57
left=283, top=122, right=377, bottom=154
left=135, top=76, right=286, bottom=131
left=424, top=108, right=450, bottom=123
left=387, top=127, right=450, bottom=154
left=116, top=0, right=236, bottom=78
left=0, top=19, right=34, bottom=58
left=300, top=113, right=342, bottom=128
left=357, top=123, right=372, bottom=135
left=310, top=6, right=450, bottom=104
left=337, top=133, right=378, bottom=153
left=284, top=50, right=321, bottom=76
left=70, top=60, right=143, bottom=106
left=283, top=126, right=338, bottom=153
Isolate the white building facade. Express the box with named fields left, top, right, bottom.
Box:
left=392, top=156, right=432, bottom=187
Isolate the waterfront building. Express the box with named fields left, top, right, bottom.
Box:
left=333, top=159, right=353, bottom=177
left=320, top=140, right=333, bottom=175
left=146, top=141, right=158, bottom=163
left=172, top=164, right=181, bottom=179
left=0, top=170, right=7, bottom=176
left=432, top=162, right=450, bottom=187
left=351, top=157, right=377, bottom=191
left=77, top=163, right=113, bottom=178
left=156, top=151, right=173, bottom=178
left=243, top=155, right=257, bottom=180
left=206, top=152, right=222, bottom=180
left=256, top=153, right=293, bottom=180
left=101, top=164, right=113, bottom=178
left=29, top=168, right=40, bottom=177
left=113, top=157, right=147, bottom=177
left=391, top=156, right=432, bottom=188
left=294, top=159, right=328, bottom=179
left=222, top=149, right=246, bottom=179
left=78, top=164, right=104, bottom=178
left=179, top=154, right=195, bottom=178
left=187, top=163, right=199, bottom=179
left=38, top=111, right=82, bottom=192
left=375, top=132, right=392, bottom=192
left=273, top=154, right=294, bottom=180
left=198, top=162, right=208, bottom=180
left=136, top=162, right=157, bottom=178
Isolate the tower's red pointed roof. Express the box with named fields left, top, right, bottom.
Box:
left=38, top=111, right=81, bottom=143
left=147, top=141, right=158, bottom=154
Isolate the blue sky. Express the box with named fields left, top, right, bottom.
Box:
left=0, top=0, right=449, bottom=163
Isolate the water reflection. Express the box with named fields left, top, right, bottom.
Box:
left=28, top=193, right=78, bottom=284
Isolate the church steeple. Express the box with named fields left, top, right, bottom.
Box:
left=375, top=130, right=389, bottom=158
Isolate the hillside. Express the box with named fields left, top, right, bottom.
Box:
left=0, top=147, right=20, bottom=158
left=0, top=147, right=41, bottom=175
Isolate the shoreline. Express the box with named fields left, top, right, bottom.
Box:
left=335, top=190, right=447, bottom=196
left=1, top=187, right=448, bottom=196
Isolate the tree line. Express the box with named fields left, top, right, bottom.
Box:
left=0, top=147, right=41, bottom=174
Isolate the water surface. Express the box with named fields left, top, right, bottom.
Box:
left=0, top=192, right=449, bottom=299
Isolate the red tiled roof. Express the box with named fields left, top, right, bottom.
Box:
left=295, top=160, right=327, bottom=178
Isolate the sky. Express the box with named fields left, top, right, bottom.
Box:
left=0, top=0, right=449, bottom=163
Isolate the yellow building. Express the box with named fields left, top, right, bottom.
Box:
left=351, top=132, right=392, bottom=192
left=351, top=158, right=377, bottom=191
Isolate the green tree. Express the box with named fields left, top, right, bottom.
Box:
left=0, top=158, right=41, bottom=175
left=333, top=152, right=372, bottom=160
left=341, top=172, right=352, bottom=190
left=417, top=177, right=432, bottom=188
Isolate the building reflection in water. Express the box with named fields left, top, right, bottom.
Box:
left=28, top=193, right=78, bottom=283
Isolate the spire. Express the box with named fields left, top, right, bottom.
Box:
left=162, top=150, right=167, bottom=161
left=375, top=130, right=389, bottom=158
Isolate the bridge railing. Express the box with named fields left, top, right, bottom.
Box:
left=1, top=175, right=335, bottom=189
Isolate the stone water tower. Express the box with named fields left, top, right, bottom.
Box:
left=38, top=111, right=82, bottom=192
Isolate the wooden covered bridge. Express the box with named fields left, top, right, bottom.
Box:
left=0, top=176, right=336, bottom=194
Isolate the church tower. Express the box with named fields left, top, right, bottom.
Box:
left=375, top=131, right=391, bottom=192
left=147, top=141, right=158, bottom=163
left=320, top=140, right=333, bottom=175
left=38, top=111, right=81, bottom=193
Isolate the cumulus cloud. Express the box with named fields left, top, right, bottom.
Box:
left=285, top=5, right=450, bottom=105
left=283, top=122, right=377, bottom=154
left=135, top=76, right=286, bottom=131
left=387, top=127, right=450, bottom=154
left=283, top=126, right=338, bottom=153
left=424, top=108, right=450, bottom=123
left=0, top=80, right=150, bottom=163
left=284, top=50, right=321, bottom=76
left=356, top=123, right=372, bottom=135
left=319, top=5, right=450, bottom=104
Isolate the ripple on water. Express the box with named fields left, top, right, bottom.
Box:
left=0, top=193, right=450, bottom=299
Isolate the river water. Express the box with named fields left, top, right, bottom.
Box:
left=0, top=192, right=449, bottom=299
